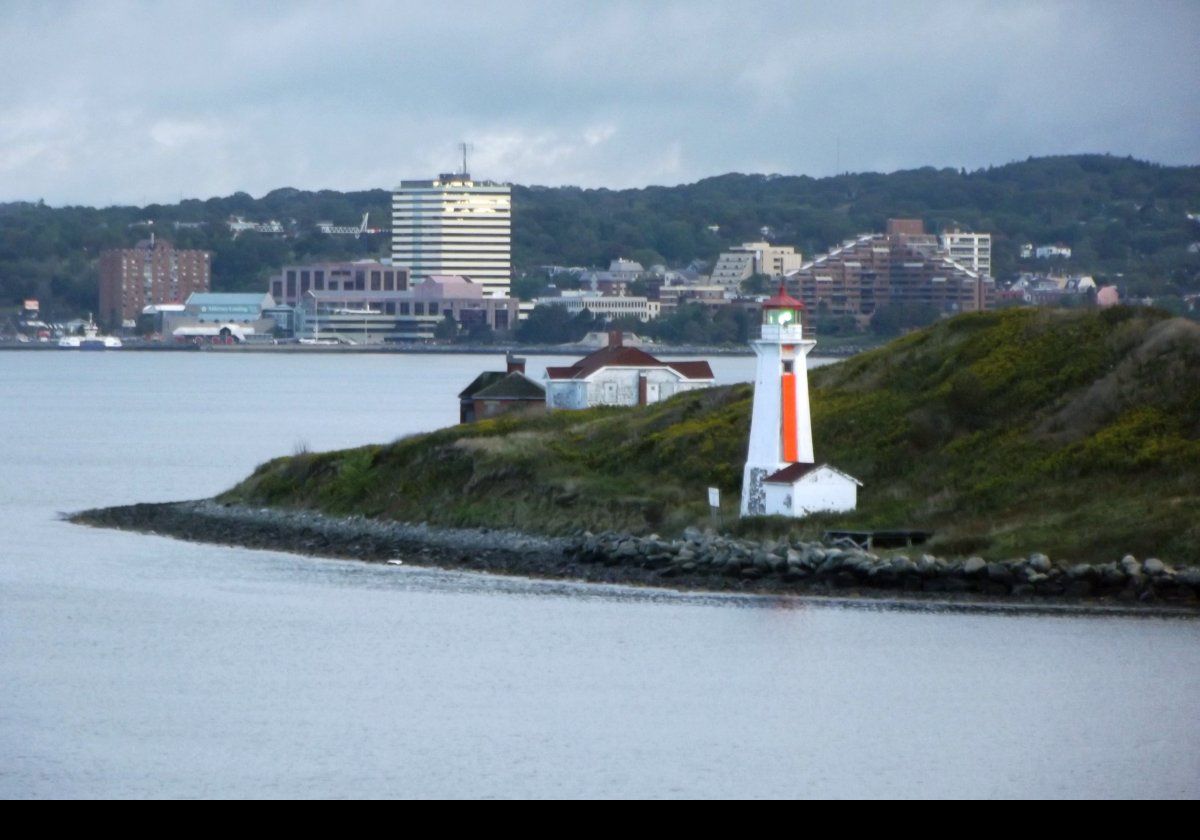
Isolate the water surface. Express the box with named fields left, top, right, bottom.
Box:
left=1, top=351, right=1197, bottom=798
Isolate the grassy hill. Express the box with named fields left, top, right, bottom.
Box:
left=221, top=307, right=1200, bottom=565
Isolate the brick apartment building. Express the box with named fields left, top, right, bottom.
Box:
left=98, top=237, right=211, bottom=328
left=786, top=219, right=994, bottom=319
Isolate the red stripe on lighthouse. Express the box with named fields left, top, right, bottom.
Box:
left=781, top=373, right=798, bottom=463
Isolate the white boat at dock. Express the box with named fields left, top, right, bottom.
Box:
left=58, top=316, right=122, bottom=350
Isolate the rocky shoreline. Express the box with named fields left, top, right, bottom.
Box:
left=69, top=500, right=1200, bottom=612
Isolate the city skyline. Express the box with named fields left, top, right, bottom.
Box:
left=2, top=1, right=1197, bottom=207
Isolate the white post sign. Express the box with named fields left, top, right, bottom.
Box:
left=707, top=487, right=720, bottom=508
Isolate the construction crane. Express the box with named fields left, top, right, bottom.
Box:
left=315, top=213, right=390, bottom=238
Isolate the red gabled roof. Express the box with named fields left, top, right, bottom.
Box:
left=763, top=283, right=805, bottom=310
left=545, top=344, right=714, bottom=381
left=668, top=360, right=716, bottom=379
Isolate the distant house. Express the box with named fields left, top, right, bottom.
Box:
left=1035, top=244, right=1072, bottom=260
left=458, top=354, right=546, bottom=423
left=544, top=331, right=714, bottom=409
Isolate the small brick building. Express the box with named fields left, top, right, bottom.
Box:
left=458, top=354, right=546, bottom=423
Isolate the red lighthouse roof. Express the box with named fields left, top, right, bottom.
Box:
left=763, top=283, right=804, bottom=310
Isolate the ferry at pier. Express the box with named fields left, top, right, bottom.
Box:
left=58, top=316, right=122, bottom=350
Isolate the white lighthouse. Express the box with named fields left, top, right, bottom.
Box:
left=740, top=286, right=860, bottom=518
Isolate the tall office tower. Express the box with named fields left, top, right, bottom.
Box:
left=392, top=173, right=512, bottom=297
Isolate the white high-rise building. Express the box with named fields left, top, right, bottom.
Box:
left=939, top=230, right=992, bottom=277
left=392, top=174, right=512, bottom=296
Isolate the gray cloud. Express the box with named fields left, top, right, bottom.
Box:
left=1, top=0, right=1197, bottom=205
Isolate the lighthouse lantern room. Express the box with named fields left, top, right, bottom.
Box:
left=740, top=286, right=861, bottom=518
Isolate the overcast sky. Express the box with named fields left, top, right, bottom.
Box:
left=2, top=1, right=1197, bottom=206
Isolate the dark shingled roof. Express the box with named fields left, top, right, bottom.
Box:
left=764, top=462, right=819, bottom=484
left=458, top=371, right=506, bottom=400
left=544, top=344, right=714, bottom=381
left=471, top=372, right=546, bottom=401
left=765, top=462, right=862, bottom=486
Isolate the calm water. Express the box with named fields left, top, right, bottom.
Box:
left=1, top=350, right=1197, bottom=799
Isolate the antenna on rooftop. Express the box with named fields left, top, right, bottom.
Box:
left=459, top=141, right=472, bottom=177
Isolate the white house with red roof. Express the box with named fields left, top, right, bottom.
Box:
left=544, top=331, right=714, bottom=409
left=741, top=287, right=860, bottom=518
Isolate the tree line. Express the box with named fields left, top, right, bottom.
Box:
left=2, top=154, right=1198, bottom=319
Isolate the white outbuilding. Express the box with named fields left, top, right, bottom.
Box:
left=543, top=331, right=714, bottom=409
left=762, top=463, right=861, bottom=518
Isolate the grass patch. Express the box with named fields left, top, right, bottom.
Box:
left=219, top=307, right=1200, bottom=566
